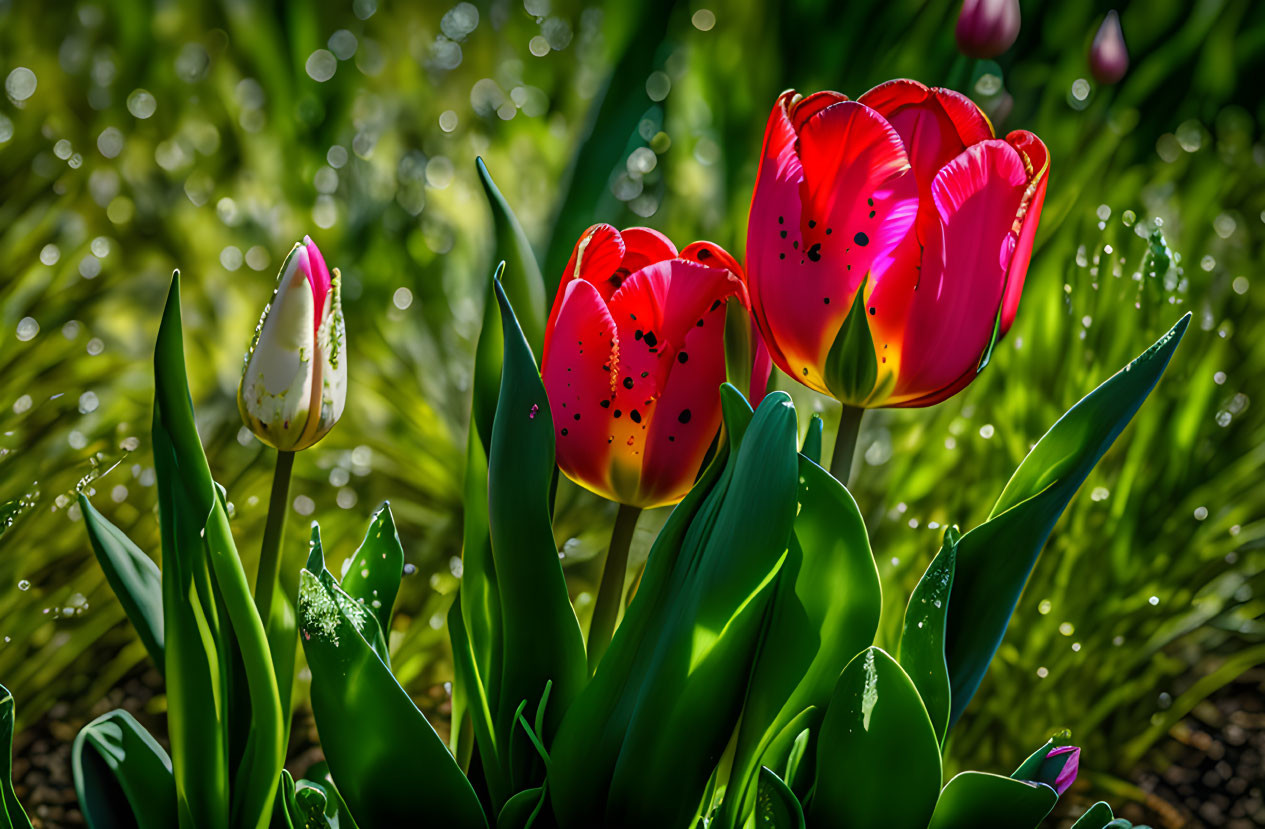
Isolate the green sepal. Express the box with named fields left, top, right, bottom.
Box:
left=823, top=276, right=877, bottom=404
left=79, top=494, right=165, bottom=673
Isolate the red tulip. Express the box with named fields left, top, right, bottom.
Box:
left=542, top=225, right=746, bottom=508
left=745, top=81, right=1049, bottom=408
left=955, top=0, right=1021, bottom=59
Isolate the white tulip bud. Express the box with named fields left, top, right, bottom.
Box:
left=238, top=236, right=346, bottom=451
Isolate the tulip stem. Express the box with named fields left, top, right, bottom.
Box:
left=254, top=449, right=295, bottom=622
left=830, top=405, right=865, bottom=487
left=587, top=503, right=642, bottom=675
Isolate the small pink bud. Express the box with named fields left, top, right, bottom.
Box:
left=1046, top=745, right=1080, bottom=795
left=1090, top=11, right=1129, bottom=85
left=955, top=0, right=1021, bottom=59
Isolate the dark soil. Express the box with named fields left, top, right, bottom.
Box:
left=13, top=669, right=1263, bottom=828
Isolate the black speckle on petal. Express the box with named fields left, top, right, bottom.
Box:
left=854, top=232, right=869, bottom=246
left=678, top=409, right=692, bottom=424
left=807, top=243, right=822, bottom=262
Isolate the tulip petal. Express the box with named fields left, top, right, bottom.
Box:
left=999, top=130, right=1050, bottom=334
left=859, top=80, right=993, bottom=198
left=545, top=224, right=626, bottom=359
left=604, top=260, right=740, bottom=504
left=302, top=236, right=333, bottom=329
left=618, top=227, right=678, bottom=275
left=787, top=90, right=849, bottom=132
left=639, top=301, right=729, bottom=506
left=754, top=100, right=917, bottom=393
left=745, top=93, right=806, bottom=379
left=890, top=140, right=1028, bottom=402
left=542, top=278, right=619, bottom=501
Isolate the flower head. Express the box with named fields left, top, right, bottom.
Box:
left=238, top=236, right=346, bottom=451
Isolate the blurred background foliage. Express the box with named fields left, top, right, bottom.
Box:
left=1, top=0, right=1263, bottom=824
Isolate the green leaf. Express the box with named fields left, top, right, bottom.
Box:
left=487, top=278, right=588, bottom=795
left=339, top=502, right=404, bottom=636
left=926, top=772, right=1057, bottom=829
left=0, top=685, right=33, bottom=829
left=823, top=275, right=877, bottom=403
left=1069, top=803, right=1116, bottom=829
left=551, top=391, right=799, bottom=829
left=800, top=413, right=823, bottom=465
left=899, top=526, right=958, bottom=745
left=456, top=267, right=507, bottom=805
left=602, top=392, right=800, bottom=828
left=151, top=273, right=231, bottom=829
left=152, top=273, right=284, bottom=829
left=299, top=525, right=487, bottom=829
left=495, top=785, right=548, bottom=829
left=755, top=768, right=804, bottom=829
left=945, top=314, right=1190, bottom=726
left=477, top=159, right=545, bottom=358
left=279, top=770, right=340, bottom=829
left=720, top=454, right=880, bottom=829
left=79, top=494, right=165, bottom=673
left=809, top=647, right=942, bottom=829
left=548, top=390, right=732, bottom=827
left=72, top=709, right=177, bottom=829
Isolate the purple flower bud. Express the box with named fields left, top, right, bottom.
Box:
left=955, top=0, right=1021, bottom=59
left=1090, top=11, right=1129, bottom=85
left=1046, top=745, right=1080, bottom=795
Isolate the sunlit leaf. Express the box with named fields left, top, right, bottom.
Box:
left=899, top=526, right=958, bottom=745
left=926, top=772, right=1058, bottom=829
left=945, top=315, right=1190, bottom=726
left=721, top=454, right=880, bottom=828
left=809, top=647, right=941, bottom=829
left=298, top=525, right=487, bottom=828
left=554, top=391, right=800, bottom=828
left=339, top=502, right=404, bottom=636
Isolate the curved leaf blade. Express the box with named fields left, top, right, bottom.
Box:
left=809, top=647, right=942, bottom=829
left=339, top=502, right=404, bottom=635
left=79, top=494, right=165, bottom=673
left=72, top=709, right=177, bottom=829
left=755, top=767, right=804, bottom=829
left=477, top=158, right=545, bottom=358
left=1070, top=802, right=1117, bottom=829
left=899, top=526, right=958, bottom=745
left=946, top=315, right=1190, bottom=726
left=487, top=279, right=587, bottom=794
left=720, top=455, right=881, bottom=829
left=927, top=772, right=1057, bottom=829
left=0, top=686, right=33, bottom=829
left=299, top=526, right=487, bottom=829
left=603, top=392, right=801, bottom=828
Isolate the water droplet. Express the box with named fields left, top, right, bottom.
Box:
left=18, top=580, right=30, bottom=591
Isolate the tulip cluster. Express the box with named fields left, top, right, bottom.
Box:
left=18, top=54, right=1186, bottom=829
